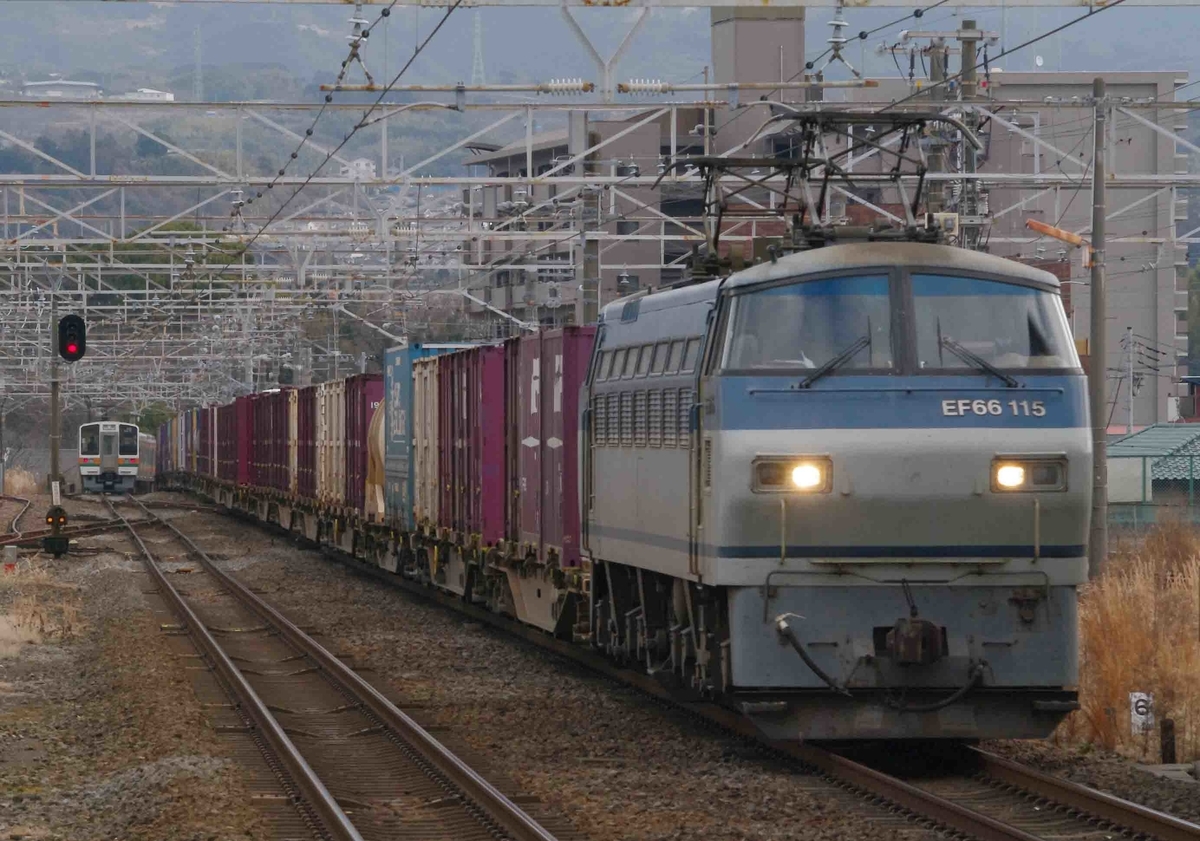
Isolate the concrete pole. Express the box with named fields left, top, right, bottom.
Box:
left=959, top=22, right=980, bottom=249
left=1127, top=325, right=1134, bottom=434
left=1088, top=77, right=1108, bottom=580
left=49, top=289, right=60, bottom=491
left=927, top=39, right=946, bottom=214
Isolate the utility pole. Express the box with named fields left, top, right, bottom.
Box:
left=926, top=38, right=947, bottom=214
left=1126, top=326, right=1134, bottom=434
left=959, top=21, right=982, bottom=249
left=49, top=287, right=60, bottom=492
left=1088, top=77, right=1108, bottom=579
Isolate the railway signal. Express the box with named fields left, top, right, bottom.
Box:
left=42, top=505, right=68, bottom=557
left=57, top=314, right=86, bottom=362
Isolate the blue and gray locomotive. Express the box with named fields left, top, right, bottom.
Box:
left=585, top=242, right=1088, bottom=740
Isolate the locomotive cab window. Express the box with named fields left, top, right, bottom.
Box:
left=119, top=424, right=138, bottom=456
left=913, top=274, right=1078, bottom=371
left=682, top=337, right=702, bottom=372
left=721, top=274, right=893, bottom=371
left=598, top=350, right=614, bottom=381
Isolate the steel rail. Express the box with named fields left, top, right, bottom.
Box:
left=1, top=494, right=31, bottom=537
left=971, top=747, right=1200, bottom=841
left=0, top=517, right=141, bottom=547
left=103, top=498, right=364, bottom=841
left=246, top=517, right=1197, bottom=841
left=126, top=496, right=562, bottom=841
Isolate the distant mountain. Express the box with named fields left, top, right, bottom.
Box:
left=0, top=3, right=1194, bottom=102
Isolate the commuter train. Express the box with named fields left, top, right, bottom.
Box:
left=78, top=421, right=158, bottom=493
left=159, top=242, right=1090, bottom=741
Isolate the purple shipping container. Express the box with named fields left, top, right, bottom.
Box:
left=251, top=389, right=291, bottom=492
left=344, top=374, right=383, bottom=513
left=198, top=407, right=214, bottom=478
left=217, top=396, right=252, bottom=485
left=516, top=326, right=596, bottom=567
left=297, top=386, right=317, bottom=499
left=436, top=346, right=509, bottom=542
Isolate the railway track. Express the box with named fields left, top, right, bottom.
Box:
left=105, top=496, right=567, bottom=841
left=197, top=508, right=1198, bottom=841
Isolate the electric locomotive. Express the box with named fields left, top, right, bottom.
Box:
left=586, top=242, right=1089, bottom=740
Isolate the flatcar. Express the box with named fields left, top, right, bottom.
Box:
left=160, top=240, right=1090, bottom=742
left=78, top=421, right=157, bottom=493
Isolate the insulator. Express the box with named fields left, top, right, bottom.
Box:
left=623, top=79, right=667, bottom=95
left=546, top=78, right=587, bottom=95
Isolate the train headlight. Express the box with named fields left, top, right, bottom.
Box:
left=791, top=463, right=824, bottom=489
left=991, top=457, right=1067, bottom=492
left=995, top=464, right=1026, bottom=489
left=753, top=457, right=832, bottom=494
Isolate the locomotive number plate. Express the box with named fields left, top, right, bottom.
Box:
left=941, top=398, right=1046, bottom=417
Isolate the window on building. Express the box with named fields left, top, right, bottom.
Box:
left=617, top=220, right=640, bottom=237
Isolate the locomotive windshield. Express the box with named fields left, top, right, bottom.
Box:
left=720, top=270, right=1077, bottom=376
left=720, top=275, right=894, bottom=371
left=913, top=274, right=1076, bottom=371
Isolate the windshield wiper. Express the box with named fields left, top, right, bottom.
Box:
left=939, top=337, right=1022, bottom=388
left=798, top=335, right=871, bottom=389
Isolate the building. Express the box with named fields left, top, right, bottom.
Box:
left=21, top=80, right=102, bottom=100
left=112, top=88, right=175, bottom=102
left=339, top=158, right=377, bottom=181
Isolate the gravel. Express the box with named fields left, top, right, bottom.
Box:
left=0, top=495, right=269, bottom=841
left=983, top=739, right=1200, bottom=824
left=176, top=509, right=942, bottom=841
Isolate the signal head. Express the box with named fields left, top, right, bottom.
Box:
left=58, top=314, right=86, bottom=363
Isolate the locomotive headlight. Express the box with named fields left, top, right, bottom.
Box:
left=753, top=457, right=831, bottom=493
left=991, top=457, right=1067, bottom=492
left=995, top=463, right=1026, bottom=489
left=792, top=463, right=824, bottom=489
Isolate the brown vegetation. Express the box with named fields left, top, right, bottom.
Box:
left=3, top=467, right=39, bottom=497
left=1058, top=519, right=1200, bottom=761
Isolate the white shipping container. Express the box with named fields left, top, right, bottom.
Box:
left=316, top=379, right=347, bottom=503
left=412, top=357, right=440, bottom=527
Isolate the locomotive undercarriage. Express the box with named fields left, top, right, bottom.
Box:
left=590, top=560, right=732, bottom=697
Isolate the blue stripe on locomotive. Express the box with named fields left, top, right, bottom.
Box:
left=716, top=374, right=1088, bottom=430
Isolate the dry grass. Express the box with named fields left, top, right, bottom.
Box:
left=4, top=466, right=39, bottom=497
left=1057, top=517, right=1200, bottom=762
left=0, top=561, right=84, bottom=643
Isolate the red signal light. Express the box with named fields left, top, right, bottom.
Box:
left=66, top=343, right=78, bottom=354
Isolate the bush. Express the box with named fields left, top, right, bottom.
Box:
left=1059, top=519, right=1200, bottom=761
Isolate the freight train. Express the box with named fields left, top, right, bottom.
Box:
left=78, top=421, right=157, bottom=493
left=159, top=242, right=1090, bottom=741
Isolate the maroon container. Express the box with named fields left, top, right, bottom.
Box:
left=515, top=327, right=596, bottom=567
left=344, top=374, right=383, bottom=513
left=198, top=406, right=214, bottom=478
left=296, top=385, right=317, bottom=499
left=434, top=346, right=510, bottom=542
left=249, top=394, right=266, bottom=487
left=271, top=389, right=291, bottom=492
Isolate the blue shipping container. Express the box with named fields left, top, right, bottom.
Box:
left=384, top=342, right=477, bottom=528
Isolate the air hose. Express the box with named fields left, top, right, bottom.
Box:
left=774, top=613, right=986, bottom=711
left=883, top=663, right=985, bottom=713
left=774, top=613, right=852, bottom=697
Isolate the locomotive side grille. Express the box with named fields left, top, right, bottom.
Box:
left=678, top=388, right=693, bottom=449
left=620, top=392, right=634, bottom=447
left=634, top=391, right=648, bottom=447
left=663, top=390, right=678, bottom=447
left=592, top=394, right=606, bottom=446
left=648, top=390, right=663, bottom=448
left=607, top=392, right=620, bottom=447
